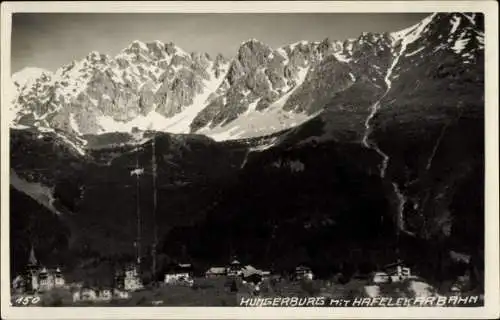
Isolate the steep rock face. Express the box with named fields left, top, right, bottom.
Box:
left=189, top=39, right=308, bottom=133
left=190, top=33, right=396, bottom=140
left=281, top=56, right=356, bottom=114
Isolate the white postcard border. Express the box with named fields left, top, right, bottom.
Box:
left=1, top=1, right=498, bottom=319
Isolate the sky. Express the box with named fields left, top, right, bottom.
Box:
left=11, top=13, right=429, bottom=74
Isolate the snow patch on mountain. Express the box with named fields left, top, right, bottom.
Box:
left=362, top=98, right=389, bottom=177
left=12, top=67, right=51, bottom=89
left=289, top=40, right=309, bottom=51
left=163, top=62, right=229, bottom=133
left=269, top=66, right=309, bottom=109
left=249, top=137, right=280, bottom=152
left=8, top=103, right=23, bottom=126
left=405, top=46, right=426, bottom=57
left=276, top=48, right=289, bottom=65
left=460, top=13, right=477, bottom=25
left=11, top=124, right=31, bottom=130
left=361, top=13, right=441, bottom=239
left=452, top=38, right=470, bottom=54
left=97, top=109, right=167, bottom=133
left=451, top=30, right=470, bottom=54
left=245, top=98, right=261, bottom=115
left=69, top=114, right=81, bottom=135
left=450, top=15, right=461, bottom=35
left=333, top=52, right=352, bottom=63
left=54, top=61, right=94, bottom=102
left=387, top=13, right=437, bottom=90
left=10, top=170, right=61, bottom=215
left=390, top=13, right=437, bottom=46
left=199, top=66, right=314, bottom=141
left=55, top=132, right=87, bottom=156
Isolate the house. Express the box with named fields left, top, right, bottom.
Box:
left=372, top=271, right=391, bottom=284
left=295, top=265, right=313, bottom=281
left=240, top=266, right=264, bottom=295
left=38, top=267, right=53, bottom=292
left=113, top=288, right=130, bottom=299
left=54, top=268, right=65, bottom=287
left=115, top=264, right=143, bottom=292
left=73, top=287, right=107, bottom=302
left=72, top=290, right=81, bottom=303
left=80, top=287, right=98, bottom=301
left=164, top=263, right=193, bottom=285
left=205, top=267, right=227, bottom=278
left=12, top=274, right=26, bottom=294
left=241, top=265, right=264, bottom=285
left=97, top=288, right=113, bottom=301
left=227, top=259, right=242, bottom=277
left=38, top=267, right=66, bottom=292
left=241, top=265, right=270, bottom=287
left=383, top=261, right=412, bottom=283
left=241, top=265, right=260, bottom=276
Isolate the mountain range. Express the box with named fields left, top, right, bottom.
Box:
left=9, top=12, right=485, bottom=287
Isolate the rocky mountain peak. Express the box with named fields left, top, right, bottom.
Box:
left=9, top=13, right=484, bottom=143
left=236, top=39, right=274, bottom=70
left=214, top=53, right=227, bottom=64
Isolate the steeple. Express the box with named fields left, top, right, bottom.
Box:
left=28, top=245, right=38, bottom=266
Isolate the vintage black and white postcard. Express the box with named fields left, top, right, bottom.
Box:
left=1, top=1, right=498, bottom=319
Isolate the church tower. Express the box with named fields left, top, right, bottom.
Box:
left=25, top=246, right=40, bottom=292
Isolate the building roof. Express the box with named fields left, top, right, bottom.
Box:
left=165, top=263, right=193, bottom=273
left=383, top=260, right=406, bottom=270
left=296, top=265, right=311, bottom=271
left=242, top=265, right=263, bottom=277
left=206, top=267, right=227, bottom=274
left=242, top=273, right=263, bottom=284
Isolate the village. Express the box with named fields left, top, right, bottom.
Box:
left=12, top=243, right=474, bottom=307
left=11, top=247, right=293, bottom=305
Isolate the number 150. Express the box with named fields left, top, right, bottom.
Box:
left=14, top=296, right=40, bottom=305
